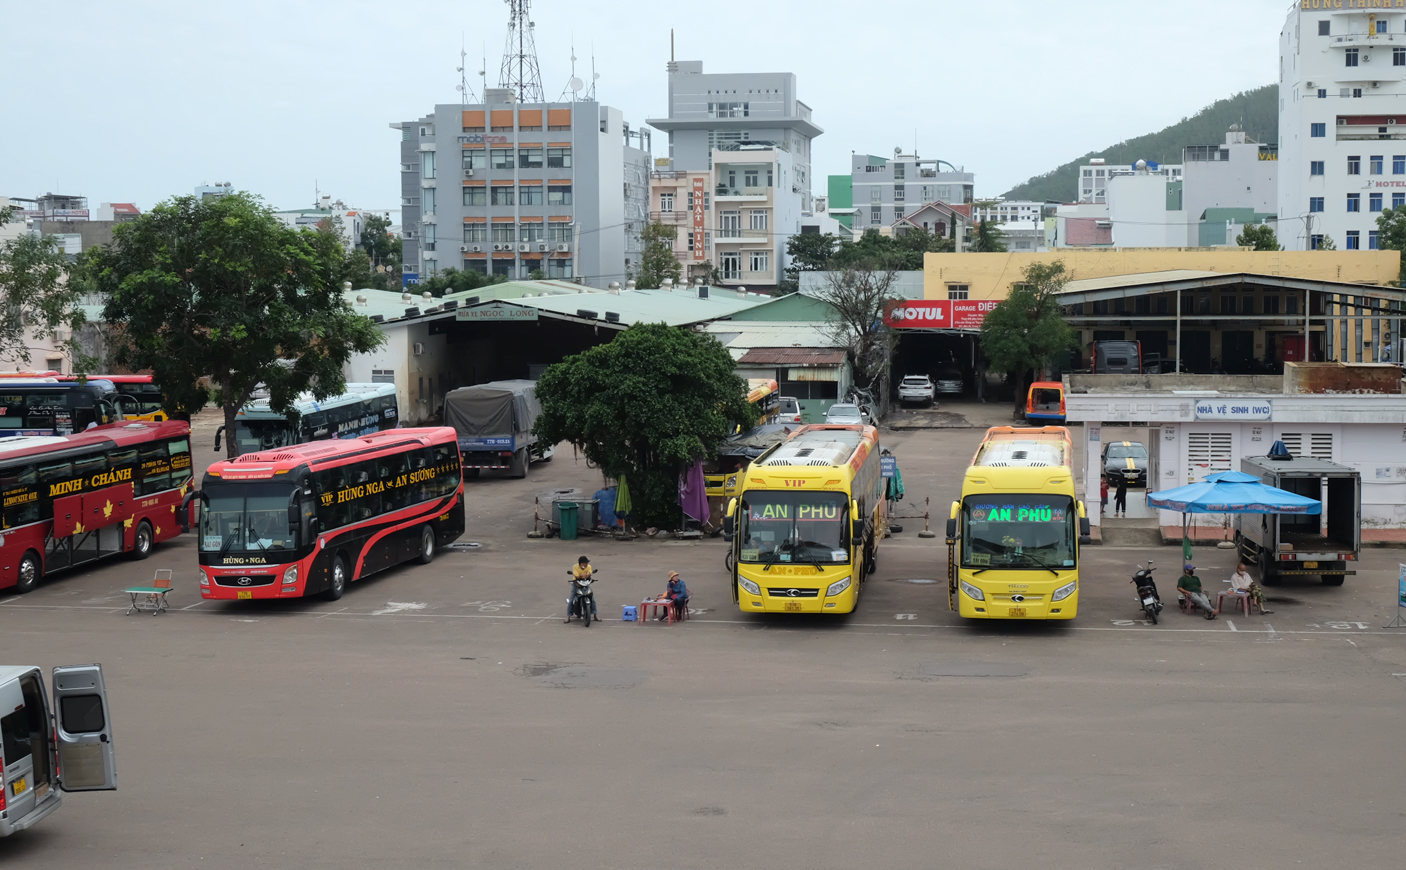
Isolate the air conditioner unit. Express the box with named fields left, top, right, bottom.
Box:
left=538, top=243, right=549, bottom=251
left=518, top=243, right=530, bottom=252
left=1391, top=118, right=1398, bottom=125
left=1372, top=81, right=1381, bottom=88
left=556, top=243, right=569, bottom=251
left=459, top=244, right=469, bottom=252
left=464, top=169, right=474, bottom=177
left=413, top=342, right=425, bottom=356
left=492, top=244, right=503, bottom=251
left=1339, top=118, right=1348, bottom=125
left=1306, top=81, right=1315, bottom=89
left=472, top=245, right=482, bottom=252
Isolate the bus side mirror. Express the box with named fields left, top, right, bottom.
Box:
left=213, top=426, right=224, bottom=452
left=722, top=498, right=737, bottom=540
left=852, top=519, right=865, bottom=542
left=945, top=518, right=958, bottom=539
left=1080, top=517, right=1092, bottom=545
left=180, top=491, right=197, bottom=534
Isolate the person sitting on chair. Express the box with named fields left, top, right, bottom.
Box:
left=1178, top=563, right=1217, bottom=620
left=1223, top=561, right=1272, bottom=615
left=664, top=571, right=689, bottom=621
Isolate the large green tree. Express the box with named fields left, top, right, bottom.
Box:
left=635, top=221, right=682, bottom=289
left=1236, top=222, right=1281, bottom=251
left=972, top=220, right=1009, bottom=253
left=533, top=323, right=756, bottom=527
left=1376, top=207, right=1406, bottom=284
left=780, top=231, right=841, bottom=293
left=818, top=266, right=901, bottom=399
left=979, top=261, right=1078, bottom=412
left=0, top=225, right=92, bottom=372
left=416, top=267, right=507, bottom=297
left=89, top=192, right=385, bottom=458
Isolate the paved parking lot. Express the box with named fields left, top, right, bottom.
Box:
left=4, top=405, right=1406, bottom=868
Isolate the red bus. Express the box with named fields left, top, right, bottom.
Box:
left=189, top=428, right=465, bottom=601
left=0, top=421, right=192, bottom=593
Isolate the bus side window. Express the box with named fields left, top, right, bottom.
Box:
left=136, top=441, right=170, bottom=495
left=0, top=393, right=23, bottom=430
left=1, top=463, right=39, bottom=527
left=109, top=448, right=138, bottom=476
left=167, top=437, right=191, bottom=482
left=73, top=452, right=107, bottom=482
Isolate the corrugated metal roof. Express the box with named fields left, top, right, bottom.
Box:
left=1058, top=270, right=1222, bottom=294
left=524, top=287, right=764, bottom=326
left=738, top=347, right=847, bottom=365
left=701, top=322, right=842, bottom=359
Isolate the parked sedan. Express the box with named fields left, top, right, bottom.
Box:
left=824, top=403, right=868, bottom=425
left=934, top=367, right=964, bottom=395
left=898, top=375, right=936, bottom=406
left=1102, top=440, right=1149, bottom=488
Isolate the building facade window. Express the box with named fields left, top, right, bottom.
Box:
left=491, top=148, right=513, bottom=169
left=1370, top=230, right=1381, bottom=250
left=523, top=223, right=544, bottom=242
left=1371, top=192, right=1383, bottom=212
left=546, top=147, right=571, bottom=169
left=422, top=186, right=436, bottom=215
left=547, top=223, right=573, bottom=243
left=463, top=187, right=486, bottom=206
left=547, top=258, right=572, bottom=279
left=491, top=223, right=515, bottom=243
left=894, top=185, right=906, bottom=202
left=1319, top=20, right=1329, bottom=35
left=1346, top=48, right=1359, bottom=67
left=491, top=186, right=515, bottom=206
left=1311, top=123, right=1326, bottom=137
left=519, top=148, right=543, bottom=169
left=1371, top=155, right=1385, bottom=175
left=1395, top=192, right=1406, bottom=209
left=463, top=150, right=486, bottom=171
left=1286, top=295, right=1299, bottom=316
left=744, top=170, right=759, bottom=187
left=1242, top=295, right=1256, bottom=314
left=421, top=151, right=435, bottom=179
left=1396, top=47, right=1406, bottom=66
left=1310, top=197, right=1324, bottom=212
left=947, top=284, right=969, bottom=300
left=1311, top=160, right=1325, bottom=176
left=1310, top=234, right=1325, bottom=250
left=1346, top=230, right=1360, bottom=250
left=1347, top=193, right=1361, bottom=212
left=464, top=224, right=487, bottom=243
left=660, top=192, right=674, bottom=212
left=720, top=211, right=741, bottom=238
left=1318, top=88, right=1327, bottom=99
left=1379, top=19, right=1389, bottom=34
left=1348, top=155, right=1361, bottom=175
left=1354, top=88, right=1364, bottom=98
left=547, top=185, right=572, bottom=205
left=519, top=185, right=543, bottom=206
left=422, top=223, right=435, bottom=252
left=749, top=210, right=768, bottom=231
left=749, top=251, right=769, bottom=273
left=870, top=206, right=882, bottom=225
left=720, top=252, right=741, bottom=280
left=1263, top=295, right=1281, bottom=315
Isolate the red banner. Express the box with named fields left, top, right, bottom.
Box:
left=882, top=299, right=997, bottom=330
left=691, top=177, right=706, bottom=261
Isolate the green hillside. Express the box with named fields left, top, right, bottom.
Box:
left=1001, top=85, right=1278, bottom=203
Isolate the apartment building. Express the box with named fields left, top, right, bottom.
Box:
left=847, top=154, right=974, bottom=230
left=1077, top=158, right=1181, bottom=204
left=392, top=90, right=650, bottom=288
left=972, top=199, right=1047, bottom=252
left=648, top=144, right=797, bottom=291
left=1279, top=4, right=1406, bottom=251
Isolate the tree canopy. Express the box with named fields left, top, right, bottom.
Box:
left=0, top=229, right=92, bottom=373
left=88, top=191, right=385, bottom=457
left=1236, top=223, right=1280, bottom=251
left=972, top=220, right=1009, bottom=253
left=816, top=266, right=900, bottom=398
left=635, top=221, right=683, bottom=289
left=414, top=267, right=508, bottom=297
left=781, top=228, right=952, bottom=293
left=533, top=323, right=756, bottom=527
left=1376, top=207, right=1406, bottom=284
left=978, top=261, right=1078, bottom=411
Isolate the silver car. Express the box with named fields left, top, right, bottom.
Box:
left=824, top=403, right=868, bottom=425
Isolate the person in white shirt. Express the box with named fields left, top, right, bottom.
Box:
left=1223, top=561, right=1272, bottom=615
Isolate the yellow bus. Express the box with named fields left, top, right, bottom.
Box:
left=745, top=378, right=780, bottom=426
left=946, top=427, right=1091, bottom=621
left=724, top=424, right=884, bottom=614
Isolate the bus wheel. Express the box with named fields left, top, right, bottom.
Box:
left=131, top=520, right=154, bottom=560
left=324, top=556, right=347, bottom=601
left=417, top=526, right=437, bottom=565
left=16, top=551, right=42, bottom=594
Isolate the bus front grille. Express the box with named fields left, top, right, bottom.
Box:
left=766, top=588, right=820, bottom=598
left=213, top=574, right=277, bottom=588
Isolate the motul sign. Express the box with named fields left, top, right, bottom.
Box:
left=882, top=299, right=997, bottom=330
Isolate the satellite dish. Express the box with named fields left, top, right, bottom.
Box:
left=569, top=76, right=584, bottom=92
left=456, top=84, right=464, bottom=92
left=593, top=73, right=600, bottom=81
left=1135, top=159, right=1147, bottom=170
left=895, top=146, right=902, bottom=156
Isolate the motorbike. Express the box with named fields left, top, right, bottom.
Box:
left=565, top=568, right=600, bottom=627
left=1131, top=560, right=1163, bottom=624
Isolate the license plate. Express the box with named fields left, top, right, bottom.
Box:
left=1303, top=561, right=1318, bottom=568
left=783, top=602, right=803, bottom=612
left=237, top=591, right=253, bottom=600
left=10, top=776, right=26, bottom=796
left=1008, top=607, right=1027, bottom=618
left=1142, top=598, right=1155, bottom=606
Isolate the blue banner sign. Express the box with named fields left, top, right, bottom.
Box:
left=881, top=456, right=896, bottom=479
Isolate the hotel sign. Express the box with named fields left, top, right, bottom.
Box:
left=692, top=177, right=706, bottom=260
left=455, top=302, right=538, bottom=322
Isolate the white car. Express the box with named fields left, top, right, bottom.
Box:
left=824, top=403, right=868, bottom=425
left=776, top=396, right=802, bottom=424
left=898, top=375, right=936, bottom=406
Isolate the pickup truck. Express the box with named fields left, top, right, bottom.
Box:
left=1235, top=455, right=1361, bottom=586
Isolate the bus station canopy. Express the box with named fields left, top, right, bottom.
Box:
left=1146, top=471, right=1321, bottom=515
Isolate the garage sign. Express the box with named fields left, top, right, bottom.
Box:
left=882, top=300, right=996, bottom=330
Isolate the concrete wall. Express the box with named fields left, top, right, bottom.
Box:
left=1284, top=362, right=1404, bottom=395
left=1067, top=374, right=1283, bottom=395
left=1106, top=174, right=1186, bottom=248
left=923, top=249, right=1401, bottom=302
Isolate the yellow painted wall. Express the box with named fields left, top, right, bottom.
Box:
left=923, top=250, right=1402, bottom=301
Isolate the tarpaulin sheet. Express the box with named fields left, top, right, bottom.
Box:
left=443, top=380, right=541, bottom=439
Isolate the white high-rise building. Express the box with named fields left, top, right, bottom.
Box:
left=1279, top=4, right=1406, bottom=251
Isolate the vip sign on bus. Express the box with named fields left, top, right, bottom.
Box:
left=882, top=300, right=996, bottom=330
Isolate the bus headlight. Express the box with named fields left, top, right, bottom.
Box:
left=738, top=576, right=761, bottom=596
left=282, top=565, right=299, bottom=586
left=725, top=474, right=737, bottom=489
left=958, top=579, right=984, bottom=601
left=199, top=570, right=209, bottom=587
left=1052, top=580, right=1077, bottom=601
left=826, top=576, right=852, bottom=597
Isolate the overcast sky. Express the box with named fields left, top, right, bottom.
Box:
left=3, top=0, right=1289, bottom=215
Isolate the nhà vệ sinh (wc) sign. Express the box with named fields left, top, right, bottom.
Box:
left=1193, top=399, right=1272, bottom=421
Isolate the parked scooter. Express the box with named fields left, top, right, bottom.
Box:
left=1131, top=560, right=1163, bottom=624
left=565, top=568, right=601, bottom=627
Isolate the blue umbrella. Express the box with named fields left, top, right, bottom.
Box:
left=1147, top=471, right=1321, bottom=515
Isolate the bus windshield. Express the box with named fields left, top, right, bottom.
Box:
left=961, top=495, right=1076, bottom=571
left=199, top=484, right=300, bottom=555
left=234, top=421, right=297, bottom=455
left=739, top=491, right=849, bottom=564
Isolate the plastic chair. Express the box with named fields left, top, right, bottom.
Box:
left=1178, top=593, right=1207, bottom=616
left=125, top=569, right=173, bottom=616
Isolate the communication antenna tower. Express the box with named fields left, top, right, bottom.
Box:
left=457, top=36, right=479, bottom=104
left=498, top=0, right=544, bottom=102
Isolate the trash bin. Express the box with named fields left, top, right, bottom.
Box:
left=558, top=502, right=580, bottom=541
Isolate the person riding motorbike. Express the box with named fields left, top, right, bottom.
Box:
left=569, top=555, right=599, bottom=621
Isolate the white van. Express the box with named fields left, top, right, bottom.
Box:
left=0, top=664, right=116, bottom=837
